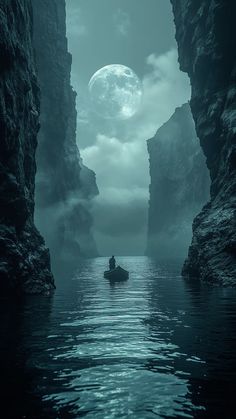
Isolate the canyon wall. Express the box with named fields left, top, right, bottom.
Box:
left=0, top=0, right=54, bottom=293
left=32, top=0, right=98, bottom=264
left=171, top=0, right=236, bottom=284
left=147, top=103, right=209, bottom=258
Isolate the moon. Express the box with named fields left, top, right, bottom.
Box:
left=88, top=64, right=142, bottom=120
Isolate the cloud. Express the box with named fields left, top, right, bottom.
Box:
left=83, top=134, right=148, bottom=189
left=81, top=49, right=191, bottom=255
left=132, top=49, right=191, bottom=139
left=82, top=134, right=149, bottom=255
left=113, top=9, right=131, bottom=37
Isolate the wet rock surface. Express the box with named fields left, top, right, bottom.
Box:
left=32, top=0, right=98, bottom=264
left=171, top=0, right=236, bottom=284
left=146, top=103, right=209, bottom=258
left=0, top=0, right=54, bottom=294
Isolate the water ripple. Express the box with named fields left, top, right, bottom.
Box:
left=1, top=256, right=236, bottom=418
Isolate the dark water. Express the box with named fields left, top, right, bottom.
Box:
left=1, top=256, right=236, bottom=418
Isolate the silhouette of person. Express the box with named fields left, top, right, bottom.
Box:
left=109, top=255, right=116, bottom=270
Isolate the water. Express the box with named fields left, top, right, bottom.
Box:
left=0, top=256, right=236, bottom=418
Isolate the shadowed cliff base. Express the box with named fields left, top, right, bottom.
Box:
left=0, top=0, right=54, bottom=294
left=171, top=0, right=236, bottom=285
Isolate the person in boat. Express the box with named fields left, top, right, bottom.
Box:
left=109, top=255, right=116, bottom=271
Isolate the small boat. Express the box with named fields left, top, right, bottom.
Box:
left=104, top=266, right=129, bottom=281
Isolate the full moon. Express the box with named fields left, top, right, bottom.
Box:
left=88, top=64, right=142, bottom=120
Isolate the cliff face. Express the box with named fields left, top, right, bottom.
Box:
left=171, top=0, right=236, bottom=284
left=0, top=0, right=54, bottom=293
left=147, top=104, right=210, bottom=258
left=32, top=0, right=98, bottom=263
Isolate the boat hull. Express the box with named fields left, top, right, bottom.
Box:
left=104, top=266, right=129, bottom=281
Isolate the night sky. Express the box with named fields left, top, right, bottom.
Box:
left=66, top=0, right=190, bottom=255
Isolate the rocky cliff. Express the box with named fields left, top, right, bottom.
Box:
left=171, top=0, right=236, bottom=284
left=147, top=103, right=210, bottom=258
left=32, top=0, right=98, bottom=264
left=0, top=0, right=54, bottom=293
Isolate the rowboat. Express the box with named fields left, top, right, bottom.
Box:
left=104, top=266, right=129, bottom=281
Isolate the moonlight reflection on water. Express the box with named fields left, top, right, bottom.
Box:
left=0, top=257, right=236, bottom=418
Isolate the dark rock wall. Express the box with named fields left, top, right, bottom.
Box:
left=0, top=0, right=54, bottom=293
left=146, top=103, right=210, bottom=258
left=171, top=0, right=236, bottom=284
left=32, top=0, right=98, bottom=263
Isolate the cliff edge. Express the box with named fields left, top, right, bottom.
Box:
left=146, top=103, right=210, bottom=259
left=0, top=0, right=54, bottom=294
left=32, top=0, right=98, bottom=264
left=171, top=0, right=236, bottom=284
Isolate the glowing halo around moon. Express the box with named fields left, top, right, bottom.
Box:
left=88, top=64, right=142, bottom=120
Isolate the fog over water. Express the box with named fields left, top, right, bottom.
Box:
left=66, top=0, right=191, bottom=256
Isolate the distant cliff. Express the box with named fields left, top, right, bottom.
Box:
left=171, top=0, right=236, bottom=284
left=146, top=104, right=210, bottom=258
left=32, top=0, right=98, bottom=263
left=0, top=0, right=54, bottom=293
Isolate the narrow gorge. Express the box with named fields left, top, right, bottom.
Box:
left=171, top=0, right=236, bottom=285
left=1, top=2, right=236, bottom=417
left=1, top=0, right=235, bottom=292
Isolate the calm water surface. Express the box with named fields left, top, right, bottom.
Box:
left=0, top=256, right=236, bottom=418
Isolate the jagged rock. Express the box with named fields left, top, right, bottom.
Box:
left=146, top=103, right=210, bottom=258
left=32, top=0, right=98, bottom=263
left=80, top=161, right=99, bottom=199
left=171, top=0, right=236, bottom=285
left=0, top=0, right=54, bottom=294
